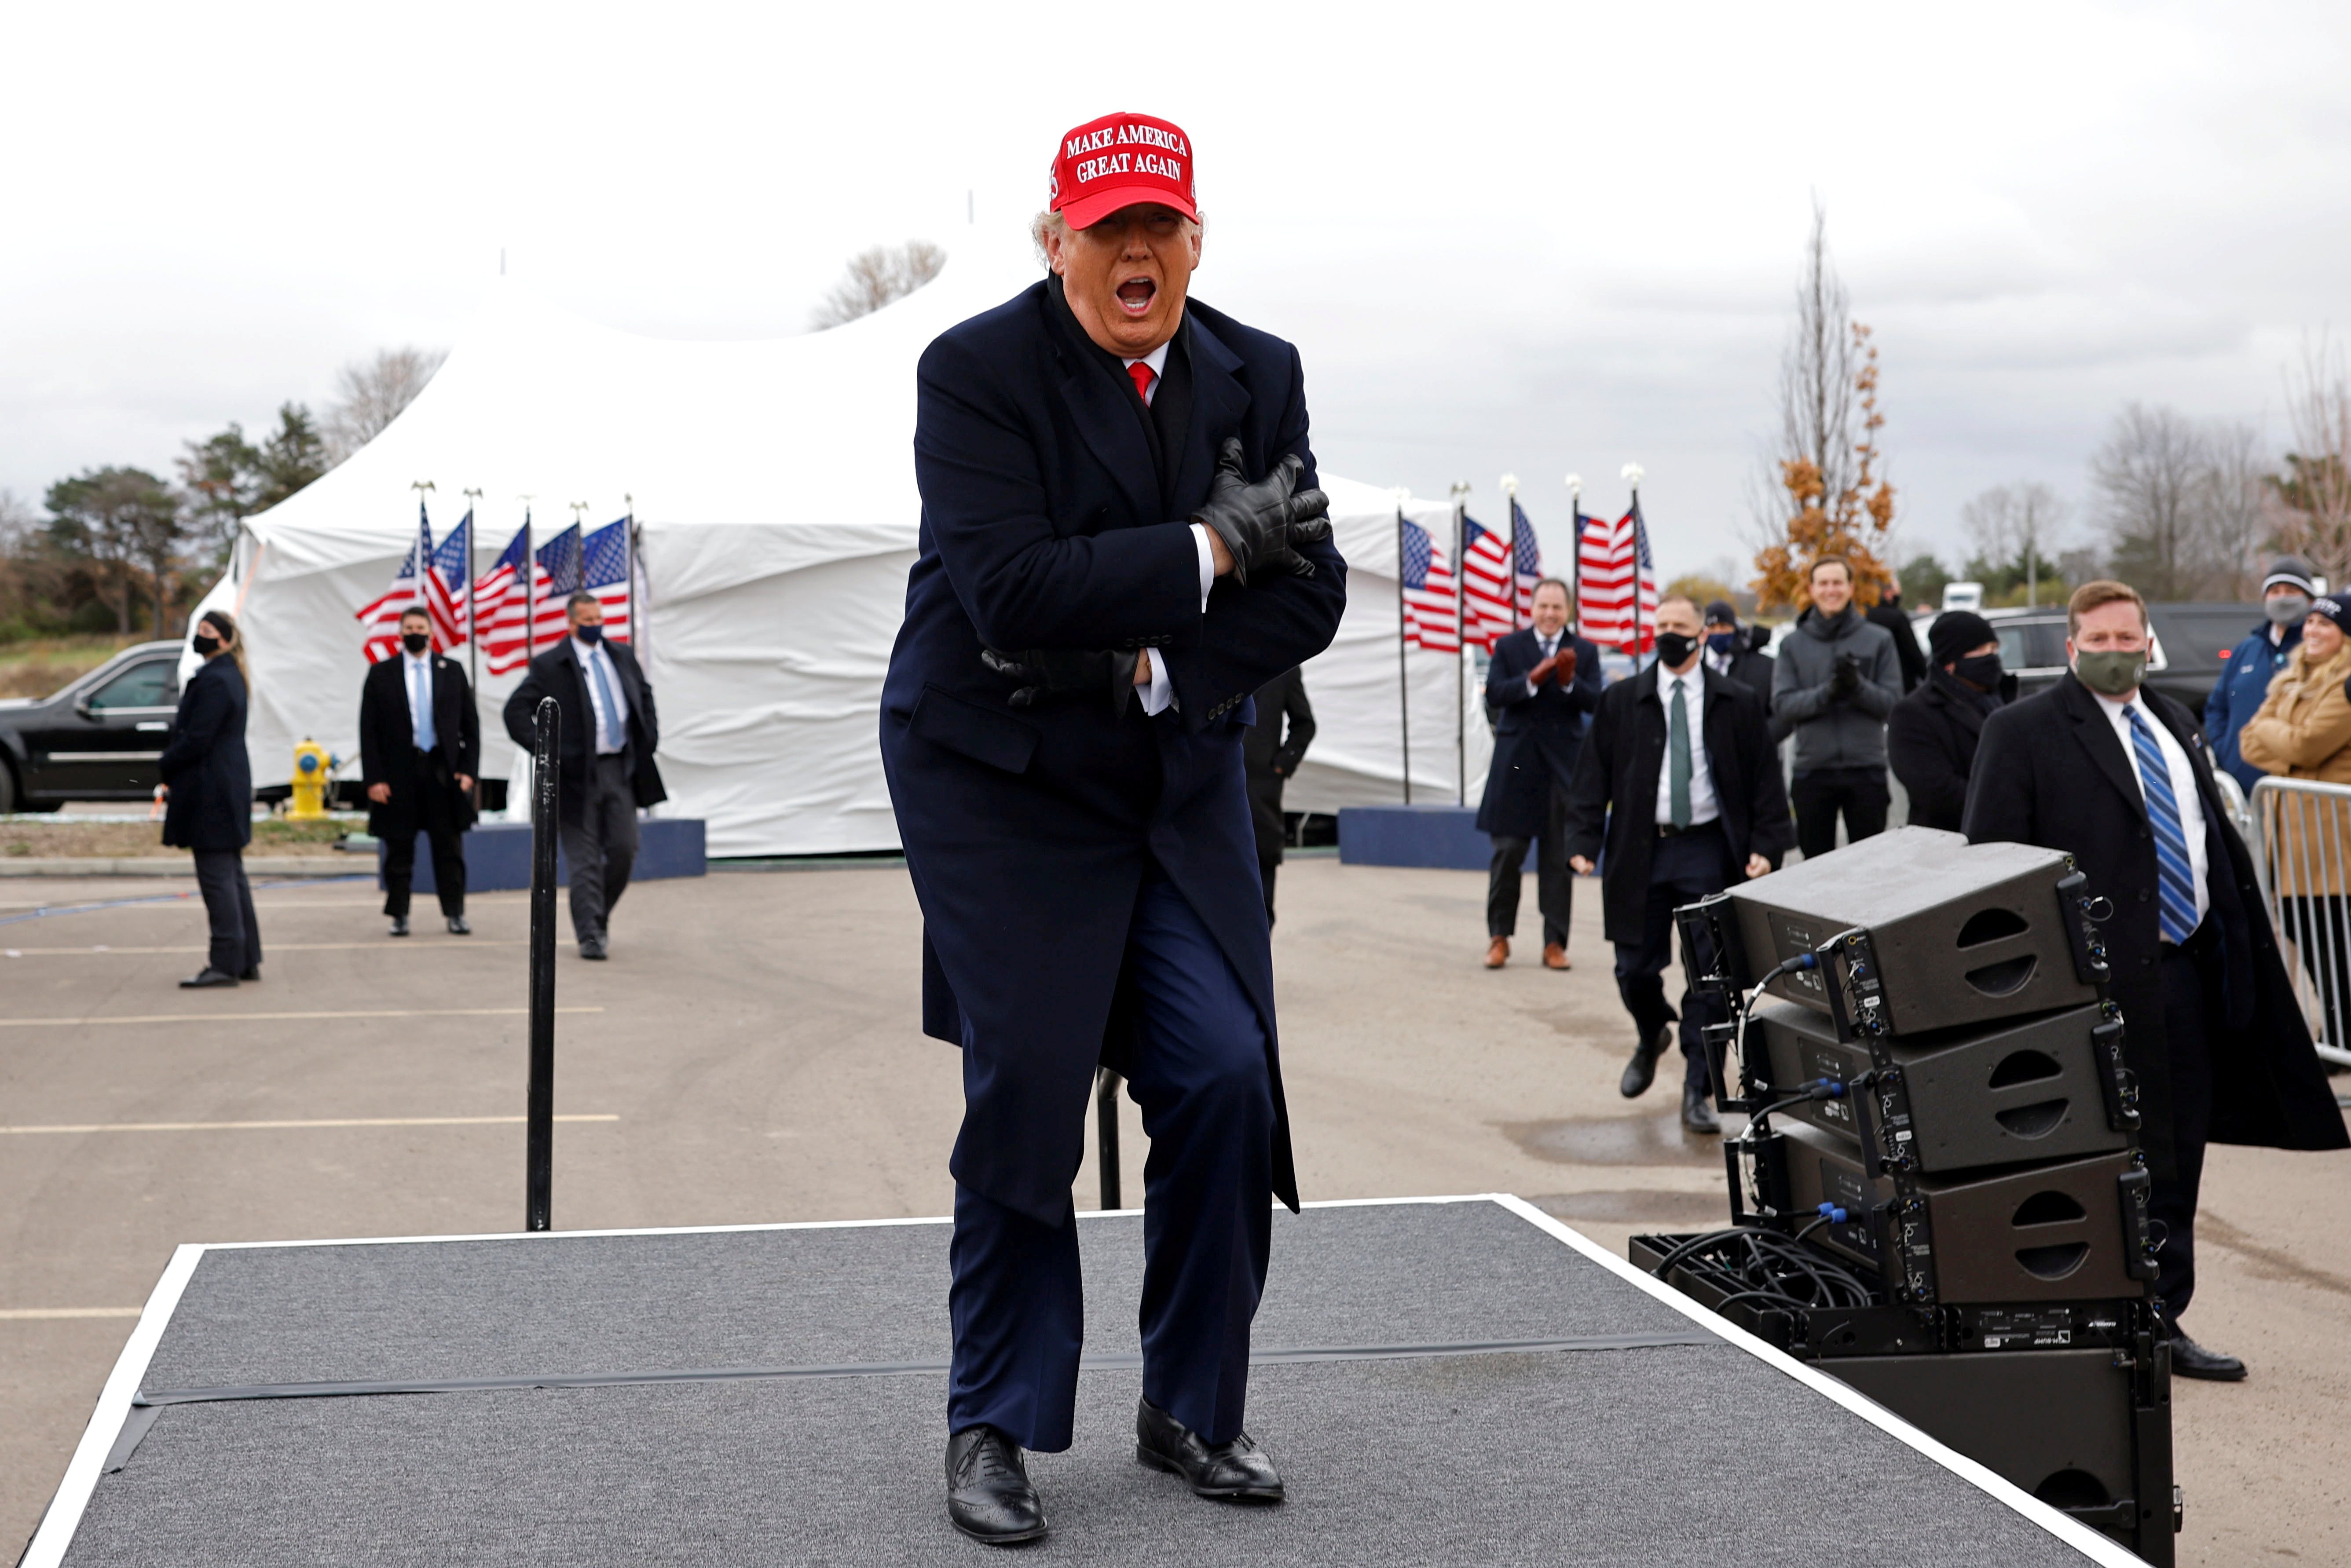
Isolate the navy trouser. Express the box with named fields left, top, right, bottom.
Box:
left=1612, top=822, right=1732, bottom=1093
left=2152, top=927, right=2217, bottom=1324
left=947, top=875, right=1274, bottom=1453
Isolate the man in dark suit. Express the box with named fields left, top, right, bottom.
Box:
left=1241, top=666, right=1315, bottom=924
left=1887, top=609, right=2010, bottom=833
left=1475, top=578, right=1601, bottom=969
left=1702, top=599, right=1774, bottom=711
left=879, top=113, right=1343, bottom=1545
left=360, top=607, right=480, bottom=937
left=503, top=593, right=663, bottom=960
left=1965, top=580, right=2347, bottom=1381
left=1566, top=594, right=1790, bottom=1133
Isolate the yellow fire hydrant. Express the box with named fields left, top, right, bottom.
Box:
left=289, top=739, right=337, bottom=820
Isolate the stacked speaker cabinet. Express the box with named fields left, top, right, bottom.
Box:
left=1652, top=827, right=2177, bottom=1562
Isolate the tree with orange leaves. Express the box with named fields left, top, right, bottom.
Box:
left=1751, top=205, right=1898, bottom=612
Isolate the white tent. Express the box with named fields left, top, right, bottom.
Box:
left=190, top=228, right=1492, bottom=856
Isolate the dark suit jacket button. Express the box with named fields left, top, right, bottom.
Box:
left=2139, top=890, right=2150, bottom=902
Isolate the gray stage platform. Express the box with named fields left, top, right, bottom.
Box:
left=26, top=1196, right=2142, bottom=1567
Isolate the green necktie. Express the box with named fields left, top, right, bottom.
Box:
left=1668, top=678, right=1692, bottom=829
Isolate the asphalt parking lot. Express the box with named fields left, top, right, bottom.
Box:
left=3, top=857, right=2346, bottom=1565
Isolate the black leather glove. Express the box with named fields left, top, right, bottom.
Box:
left=1191, top=437, right=1331, bottom=587
left=1830, top=654, right=1861, bottom=701
left=981, top=646, right=1142, bottom=713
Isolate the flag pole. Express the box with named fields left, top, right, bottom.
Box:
left=1566, top=473, right=1583, bottom=644
left=519, top=497, right=537, bottom=659
left=462, top=488, right=483, bottom=814
left=623, top=492, right=640, bottom=669
left=1449, top=480, right=1469, bottom=808
left=1621, top=462, right=1646, bottom=666
left=1395, top=504, right=1411, bottom=806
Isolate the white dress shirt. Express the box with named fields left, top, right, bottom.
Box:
left=401, top=650, right=434, bottom=750
left=1120, top=341, right=1210, bottom=719
left=1654, top=660, right=1721, bottom=827
left=2090, top=686, right=2212, bottom=930
left=575, top=636, right=630, bottom=755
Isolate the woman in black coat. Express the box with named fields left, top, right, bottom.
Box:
left=159, top=608, right=260, bottom=987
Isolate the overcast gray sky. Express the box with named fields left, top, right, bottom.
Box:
left=6, top=0, right=2347, bottom=586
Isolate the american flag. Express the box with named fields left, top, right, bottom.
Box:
left=1459, top=516, right=1518, bottom=652
left=355, top=505, right=454, bottom=663
left=1576, top=496, right=1658, bottom=654
left=475, top=523, right=535, bottom=676
left=582, top=519, right=631, bottom=643
left=1399, top=516, right=1460, bottom=653
left=1509, top=499, right=1544, bottom=624
left=530, top=523, right=584, bottom=651
left=427, top=510, right=472, bottom=651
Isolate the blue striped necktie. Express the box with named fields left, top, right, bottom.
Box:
left=2125, top=706, right=2198, bottom=944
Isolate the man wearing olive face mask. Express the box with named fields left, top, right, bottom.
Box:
left=1965, top=580, right=2350, bottom=1383
left=1886, top=610, right=2014, bottom=833
left=2204, top=556, right=2318, bottom=793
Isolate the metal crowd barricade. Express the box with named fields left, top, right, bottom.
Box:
left=2248, top=776, right=2351, bottom=1070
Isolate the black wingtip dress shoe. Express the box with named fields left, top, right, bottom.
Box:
left=1681, top=1082, right=1721, bottom=1135
left=1135, top=1397, right=1284, bottom=1502
left=388, top=915, right=410, bottom=937
left=2170, top=1331, right=2248, bottom=1382
left=178, top=967, right=239, bottom=989
left=945, top=1425, right=1048, bottom=1544
left=446, top=915, right=471, bottom=935
left=579, top=934, right=608, bottom=961
left=1620, top=1023, right=1674, bottom=1099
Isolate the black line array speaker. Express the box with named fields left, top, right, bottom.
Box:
left=1725, top=827, right=2104, bottom=1035
left=1751, top=1000, right=2134, bottom=1172
left=1777, top=1119, right=2153, bottom=1304
left=1824, top=1342, right=2175, bottom=1563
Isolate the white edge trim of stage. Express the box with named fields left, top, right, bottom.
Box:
left=1488, top=1192, right=2151, bottom=1568
left=25, top=1243, right=206, bottom=1568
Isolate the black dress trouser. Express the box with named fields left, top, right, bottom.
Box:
left=2151, top=923, right=2219, bottom=1324
left=192, top=848, right=261, bottom=976
left=1791, top=765, right=1889, bottom=861
left=1488, top=782, right=1573, bottom=946
left=1611, top=822, right=1732, bottom=1093
left=381, top=751, right=467, bottom=919
left=561, top=751, right=641, bottom=942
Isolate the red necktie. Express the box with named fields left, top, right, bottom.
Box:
left=1128, top=361, right=1156, bottom=406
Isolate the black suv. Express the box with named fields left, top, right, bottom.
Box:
left=0, top=641, right=186, bottom=812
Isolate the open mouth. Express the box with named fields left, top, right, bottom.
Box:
left=1115, top=277, right=1157, bottom=316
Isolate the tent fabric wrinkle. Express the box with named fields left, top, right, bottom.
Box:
left=183, top=231, right=1497, bottom=856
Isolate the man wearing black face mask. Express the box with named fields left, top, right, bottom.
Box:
left=1564, top=596, right=1791, bottom=1132
left=360, top=607, right=480, bottom=936
left=1701, top=600, right=1774, bottom=711
left=1886, top=610, right=2013, bottom=833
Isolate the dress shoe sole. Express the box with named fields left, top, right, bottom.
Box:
left=1135, top=1445, right=1284, bottom=1502
left=2171, top=1359, right=2248, bottom=1383
left=947, top=1514, right=1050, bottom=1545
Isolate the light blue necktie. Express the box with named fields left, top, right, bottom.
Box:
left=586, top=647, right=619, bottom=752
left=2126, top=706, right=2197, bottom=943
left=410, top=659, right=435, bottom=753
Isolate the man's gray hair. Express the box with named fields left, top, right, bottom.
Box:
left=1030, top=208, right=1204, bottom=269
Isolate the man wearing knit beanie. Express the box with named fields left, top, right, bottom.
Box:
left=1887, top=610, right=2014, bottom=832
left=2205, top=556, right=2317, bottom=791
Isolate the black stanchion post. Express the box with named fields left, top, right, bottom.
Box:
left=526, top=696, right=560, bottom=1232
left=1096, top=1068, right=1121, bottom=1210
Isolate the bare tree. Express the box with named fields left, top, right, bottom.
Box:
left=1959, top=482, right=2069, bottom=607
left=2093, top=404, right=2208, bottom=601
left=2273, top=332, right=2351, bottom=588
left=2196, top=420, right=2276, bottom=599
left=0, top=488, right=34, bottom=552
left=809, top=241, right=946, bottom=331
left=323, top=347, right=448, bottom=464
left=1752, top=200, right=1857, bottom=537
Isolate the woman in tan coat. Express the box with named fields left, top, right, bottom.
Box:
left=2239, top=594, right=2351, bottom=1052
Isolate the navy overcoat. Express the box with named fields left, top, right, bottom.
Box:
left=1475, top=626, right=1601, bottom=840
left=880, top=280, right=1347, bottom=1228
left=159, top=655, right=253, bottom=852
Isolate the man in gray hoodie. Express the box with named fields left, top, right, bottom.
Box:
left=1770, top=556, right=1902, bottom=860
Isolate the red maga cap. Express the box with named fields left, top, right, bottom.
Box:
left=1047, top=112, right=1197, bottom=231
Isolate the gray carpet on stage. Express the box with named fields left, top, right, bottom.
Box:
left=62, top=1201, right=2102, bottom=1566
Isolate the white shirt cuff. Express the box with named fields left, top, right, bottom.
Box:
left=1189, top=523, right=1215, bottom=610
left=1139, top=650, right=1175, bottom=715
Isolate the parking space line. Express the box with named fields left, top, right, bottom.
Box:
left=4, top=942, right=526, bottom=955
left=0, top=1007, right=606, bottom=1028
left=0, top=1115, right=621, bottom=1135
left=0, top=1308, right=143, bottom=1320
